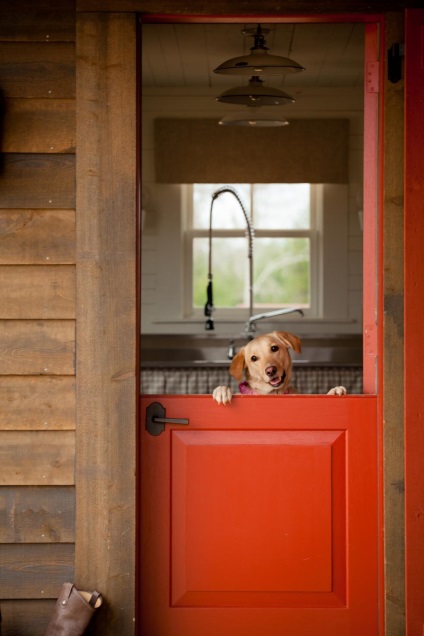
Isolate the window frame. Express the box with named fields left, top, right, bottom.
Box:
left=183, top=183, right=322, bottom=321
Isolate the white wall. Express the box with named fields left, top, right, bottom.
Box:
left=141, top=87, right=363, bottom=336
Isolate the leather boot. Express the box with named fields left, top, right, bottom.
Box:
left=44, top=583, right=102, bottom=635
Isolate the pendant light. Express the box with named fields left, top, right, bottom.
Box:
left=216, top=76, right=295, bottom=107
left=214, top=24, right=305, bottom=76
left=218, top=107, right=289, bottom=127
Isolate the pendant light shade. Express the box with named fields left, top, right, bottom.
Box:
left=218, top=107, right=289, bottom=127
left=216, top=76, right=295, bottom=107
left=214, top=24, right=305, bottom=76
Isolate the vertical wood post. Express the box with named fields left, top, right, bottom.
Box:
left=383, top=11, right=405, bottom=636
left=76, top=12, right=137, bottom=634
left=405, top=8, right=424, bottom=636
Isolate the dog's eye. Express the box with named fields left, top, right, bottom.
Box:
left=271, top=345, right=279, bottom=352
left=251, top=355, right=258, bottom=362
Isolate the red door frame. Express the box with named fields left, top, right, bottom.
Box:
left=137, top=11, right=386, bottom=634
left=404, top=9, right=424, bottom=635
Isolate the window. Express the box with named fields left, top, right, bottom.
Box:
left=184, top=184, right=320, bottom=318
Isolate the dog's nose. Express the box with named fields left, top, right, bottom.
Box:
left=265, top=365, right=277, bottom=377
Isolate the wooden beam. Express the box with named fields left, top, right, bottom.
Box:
left=404, top=8, right=424, bottom=635
left=76, top=0, right=405, bottom=14
left=382, top=12, right=405, bottom=636
left=76, top=12, right=137, bottom=634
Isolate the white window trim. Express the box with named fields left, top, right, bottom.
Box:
left=183, top=183, right=321, bottom=321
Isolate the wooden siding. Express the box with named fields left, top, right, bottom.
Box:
left=0, top=42, right=75, bottom=98
left=0, top=266, right=75, bottom=319
left=0, top=2, right=76, bottom=633
left=0, top=431, right=75, bottom=485
left=0, top=376, right=75, bottom=430
left=1, top=600, right=57, bottom=636
left=0, top=209, right=75, bottom=264
left=0, top=486, right=75, bottom=542
left=2, top=99, right=76, bottom=153
left=0, top=155, right=76, bottom=208
left=0, top=320, right=75, bottom=375
left=1, top=544, right=75, bottom=598
left=0, top=0, right=75, bottom=42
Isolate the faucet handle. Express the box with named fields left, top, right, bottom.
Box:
left=227, top=339, right=236, bottom=359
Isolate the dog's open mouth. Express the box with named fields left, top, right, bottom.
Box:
left=269, top=371, right=287, bottom=388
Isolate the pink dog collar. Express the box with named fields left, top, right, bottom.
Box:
left=239, top=381, right=257, bottom=394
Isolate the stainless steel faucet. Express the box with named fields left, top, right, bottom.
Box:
left=245, top=307, right=304, bottom=340
left=206, top=186, right=304, bottom=339
left=227, top=339, right=236, bottom=360
left=205, top=186, right=254, bottom=330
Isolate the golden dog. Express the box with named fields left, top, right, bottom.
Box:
left=212, top=331, right=347, bottom=405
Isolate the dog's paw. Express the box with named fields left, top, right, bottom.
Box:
left=213, top=386, right=233, bottom=405
left=327, top=386, right=347, bottom=396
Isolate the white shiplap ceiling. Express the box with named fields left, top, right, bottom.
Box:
left=141, top=22, right=365, bottom=91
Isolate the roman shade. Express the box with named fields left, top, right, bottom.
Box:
left=154, top=118, right=349, bottom=184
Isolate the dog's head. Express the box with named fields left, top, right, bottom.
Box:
left=229, top=331, right=301, bottom=395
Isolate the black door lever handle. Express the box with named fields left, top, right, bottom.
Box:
left=146, top=402, right=189, bottom=436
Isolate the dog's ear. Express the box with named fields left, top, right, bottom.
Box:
left=273, top=331, right=302, bottom=354
left=229, top=348, right=246, bottom=382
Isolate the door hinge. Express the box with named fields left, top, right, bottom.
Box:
left=388, top=42, right=405, bottom=83
left=366, top=61, right=380, bottom=93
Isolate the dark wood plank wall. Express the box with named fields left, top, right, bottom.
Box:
left=0, top=1, right=76, bottom=633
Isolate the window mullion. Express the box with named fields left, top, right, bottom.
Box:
left=189, top=229, right=249, bottom=239
left=254, top=229, right=313, bottom=239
